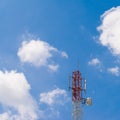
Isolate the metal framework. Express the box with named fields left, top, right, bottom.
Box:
left=69, top=69, right=92, bottom=120
left=69, top=70, right=86, bottom=120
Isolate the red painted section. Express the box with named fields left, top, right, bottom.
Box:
left=72, top=70, right=83, bottom=102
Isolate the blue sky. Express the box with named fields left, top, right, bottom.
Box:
left=0, top=0, right=120, bottom=120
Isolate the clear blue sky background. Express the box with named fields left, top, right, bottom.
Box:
left=0, top=0, right=120, bottom=120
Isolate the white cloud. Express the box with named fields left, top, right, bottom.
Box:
left=0, top=70, right=38, bottom=120
left=97, top=6, right=120, bottom=56
left=0, top=112, right=10, bottom=120
left=17, top=40, right=68, bottom=71
left=61, top=51, right=68, bottom=58
left=17, top=40, right=57, bottom=67
left=88, top=58, right=101, bottom=66
left=39, top=88, right=68, bottom=106
left=48, top=64, right=59, bottom=72
left=107, top=66, right=120, bottom=76
left=39, top=88, right=70, bottom=120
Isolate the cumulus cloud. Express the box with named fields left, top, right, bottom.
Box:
left=0, top=70, right=38, bottom=120
left=97, top=6, right=120, bottom=56
left=39, top=88, right=68, bottom=106
left=107, top=66, right=120, bottom=76
left=17, top=40, right=68, bottom=71
left=88, top=58, right=101, bottom=66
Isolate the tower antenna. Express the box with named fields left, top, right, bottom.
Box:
left=77, top=58, right=80, bottom=70
left=69, top=68, right=92, bottom=120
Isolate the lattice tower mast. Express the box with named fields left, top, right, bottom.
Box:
left=72, top=70, right=84, bottom=120
left=69, top=70, right=92, bottom=120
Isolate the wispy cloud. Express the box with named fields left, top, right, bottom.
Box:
left=88, top=58, right=101, bottom=66
left=17, top=39, right=68, bottom=71
left=39, top=88, right=68, bottom=106
left=39, top=88, right=69, bottom=120
left=61, top=51, right=68, bottom=58
left=0, top=70, right=38, bottom=120
left=97, top=6, right=120, bottom=56
left=48, top=64, right=59, bottom=72
left=107, top=66, right=120, bottom=76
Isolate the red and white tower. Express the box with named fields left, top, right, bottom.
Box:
left=69, top=70, right=92, bottom=120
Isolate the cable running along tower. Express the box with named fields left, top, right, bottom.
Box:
left=69, top=70, right=92, bottom=120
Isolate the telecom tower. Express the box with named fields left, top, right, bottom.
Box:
left=69, top=70, right=92, bottom=120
